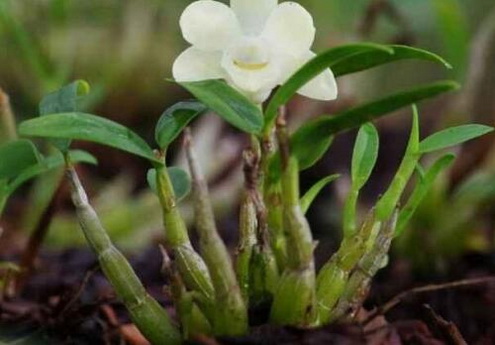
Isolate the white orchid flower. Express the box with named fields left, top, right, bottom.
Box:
left=172, top=0, right=338, bottom=104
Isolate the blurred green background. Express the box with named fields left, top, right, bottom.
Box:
left=1, top=0, right=494, bottom=269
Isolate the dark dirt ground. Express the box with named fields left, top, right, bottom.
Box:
left=1, top=246, right=495, bottom=345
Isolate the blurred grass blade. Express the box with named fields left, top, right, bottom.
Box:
left=19, top=112, right=161, bottom=163
left=177, top=80, right=263, bottom=134
left=0, top=1, right=54, bottom=88
left=396, top=154, right=456, bottom=236
left=419, top=124, right=494, bottom=153
left=155, top=101, right=208, bottom=149
left=147, top=167, right=191, bottom=201
left=0, top=88, right=17, bottom=144
left=300, top=174, right=340, bottom=214
left=267, top=80, right=459, bottom=183
left=0, top=139, right=41, bottom=180
left=264, top=43, right=393, bottom=132
left=332, top=45, right=452, bottom=77
left=432, top=0, right=469, bottom=80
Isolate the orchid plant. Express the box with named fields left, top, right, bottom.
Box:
left=1, top=1, right=493, bottom=344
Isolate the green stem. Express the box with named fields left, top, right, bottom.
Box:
left=160, top=246, right=211, bottom=339
left=343, top=187, right=359, bottom=237
left=185, top=131, right=248, bottom=336
left=315, top=210, right=381, bottom=324
left=155, top=164, right=215, bottom=310
left=375, top=110, right=420, bottom=221
left=330, top=211, right=398, bottom=322
left=65, top=165, right=180, bottom=345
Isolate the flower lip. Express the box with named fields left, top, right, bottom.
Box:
left=233, top=60, right=269, bottom=71
left=229, top=37, right=271, bottom=71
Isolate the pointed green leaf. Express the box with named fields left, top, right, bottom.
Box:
left=419, top=124, right=493, bottom=153
left=300, top=174, right=340, bottom=214
left=352, top=123, right=379, bottom=190
left=19, top=112, right=160, bottom=163
left=40, top=80, right=91, bottom=151
left=0, top=139, right=41, bottom=180
left=396, top=154, right=456, bottom=235
left=264, top=43, right=393, bottom=132
left=6, top=150, right=97, bottom=195
left=155, top=101, right=208, bottom=149
left=147, top=167, right=191, bottom=201
left=376, top=107, right=420, bottom=221
left=332, top=45, right=452, bottom=77
left=267, top=81, right=459, bottom=183
left=177, top=80, right=263, bottom=134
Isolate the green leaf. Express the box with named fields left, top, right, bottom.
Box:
left=0, top=139, right=41, bottom=180
left=19, top=112, right=160, bottom=163
left=351, top=123, right=379, bottom=190
left=177, top=80, right=263, bottom=134
left=147, top=167, right=191, bottom=201
left=267, top=80, right=459, bottom=183
left=6, top=150, right=97, bottom=195
left=332, top=45, right=452, bottom=77
left=300, top=174, right=340, bottom=214
left=375, top=107, right=420, bottom=221
left=155, top=101, right=207, bottom=149
left=396, top=154, right=456, bottom=236
left=40, top=80, right=91, bottom=151
left=419, top=124, right=493, bottom=153
left=264, top=43, right=393, bottom=132
left=40, top=80, right=90, bottom=115
left=343, top=123, right=379, bottom=236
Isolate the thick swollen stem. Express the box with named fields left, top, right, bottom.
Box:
left=265, top=182, right=288, bottom=269
left=281, top=158, right=314, bottom=268
left=155, top=164, right=215, bottom=309
left=315, top=210, right=381, bottom=324
left=66, top=166, right=180, bottom=345
left=185, top=131, right=248, bottom=336
left=236, top=193, right=257, bottom=301
left=160, top=246, right=212, bottom=339
left=270, top=115, right=316, bottom=326
left=331, top=211, right=398, bottom=322
left=242, top=148, right=279, bottom=306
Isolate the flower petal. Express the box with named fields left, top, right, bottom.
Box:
left=261, top=2, right=315, bottom=56
left=296, top=53, right=338, bottom=101
left=230, top=0, right=277, bottom=35
left=180, top=0, right=241, bottom=51
left=173, top=47, right=224, bottom=81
